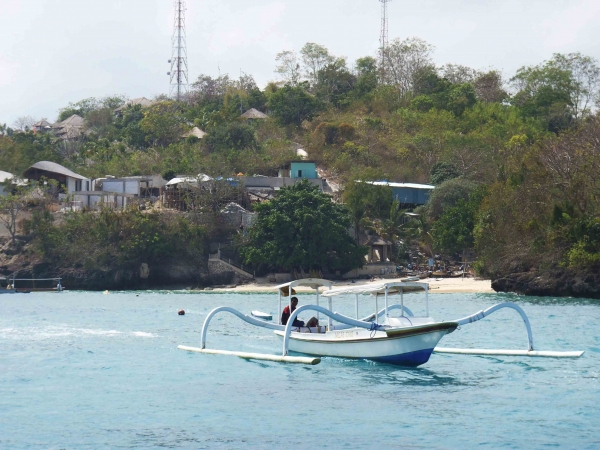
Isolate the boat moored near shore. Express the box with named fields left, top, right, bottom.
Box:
left=179, top=278, right=584, bottom=366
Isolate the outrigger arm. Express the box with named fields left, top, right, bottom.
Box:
left=453, top=302, right=534, bottom=351
left=435, top=301, right=585, bottom=358
left=200, top=306, right=285, bottom=349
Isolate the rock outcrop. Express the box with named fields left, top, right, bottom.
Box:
left=492, top=268, right=600, bottom=299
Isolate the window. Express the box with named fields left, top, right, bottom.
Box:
left=298, top=170, right=302, bottom=178
left=75, top=180, right=82, bottom=191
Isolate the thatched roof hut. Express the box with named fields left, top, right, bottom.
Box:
left=240, top=108, right=268, bottom=120
left=182, top=127, right=206, bottom=139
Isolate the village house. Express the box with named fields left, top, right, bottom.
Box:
left=368, top=181, right=435, bottom=207
left=0, top=171, right=14, bottom=196
left=241, top=161, right=330, bottom=203
left=32, top=119, right=52, bottom=133
left=51, top=114, right=85, bottom=140
left=23, top=161, right=90, bottom=194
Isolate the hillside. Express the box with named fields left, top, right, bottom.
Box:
left=1, top=39, right=599, bottom=296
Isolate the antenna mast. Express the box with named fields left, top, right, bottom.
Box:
left=379, top=0, right=392, bottom=83
left=169, top=1, right=188, bottom=100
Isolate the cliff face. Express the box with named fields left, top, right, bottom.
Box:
left=0, top=238, right=211, bottom=290
left=492, top=269, right=600, bottom=299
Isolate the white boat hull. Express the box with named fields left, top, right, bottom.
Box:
left=275, top=322, right=457, bottom=367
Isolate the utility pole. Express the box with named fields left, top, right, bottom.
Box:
left=379, top=0, right=392, bottom=83
left=168, top=1, right=188, bottom=101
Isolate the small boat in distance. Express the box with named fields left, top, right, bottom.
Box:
left=180, top=278, right=584, bottom=366
left=2, top=277, right=64, bottom=293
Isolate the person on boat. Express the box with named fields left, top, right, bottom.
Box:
left=281, top=297, right=319, bottom=328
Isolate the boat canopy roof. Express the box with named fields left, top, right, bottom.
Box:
left=274, top=278, right=333, bottom=292
left=322, top=281, right=428, bottom=297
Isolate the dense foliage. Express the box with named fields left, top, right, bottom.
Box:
left=1, top=38, right=599, bottom=282
left=30, top=208, right=206, bottom=275
left=240, top=180, right=366, bottom=273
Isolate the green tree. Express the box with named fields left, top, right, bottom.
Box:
left=342, top=180, right=393, bottom=240
left=139, top=101, right=185, bottom=147
left=512, top=53, right=600, bottom=127
left=406, top=213, right=434, bottom=257
left=241, top=179, right=366, bottom=273
left=354, top=56, right=379, bottom=98
left=432, top=185, right=486, bottom=254
left=430, top=162, right=459, bottom=185
left=300, top=42, right=334, bottom=86
left=315, top=58, right=356, bottom=107
left=275, top=51, right=302, bottom=85
left=268, top=85, right=322, bottom=126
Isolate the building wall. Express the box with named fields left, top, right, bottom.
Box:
left=103, top=179, right=140, bottom=195
left=241, top=176, right=323, bottom=190
left=391, top=187, right=432, bottom=205
left=66, top=177, right=91, bottom=194
left=290, top=162, right=317, bottom=179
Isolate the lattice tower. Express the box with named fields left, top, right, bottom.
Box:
left=379, top=0, right=392, bottom=82
left=169, top=1, right=188, bottom=100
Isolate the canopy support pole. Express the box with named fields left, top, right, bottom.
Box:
left=384, top=286, right=389, bottom=324
left=278, top=291, right=282, bottom=324
left=327, top=296, right=333, bottom=329
left=355, top=294, right=359, bottom=319
left=316, top=288, right=320, bottom=324
left=401, top=288, right=404, bottom=317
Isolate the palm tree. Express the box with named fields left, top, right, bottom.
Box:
left=406, top=214, right=434, bottom=258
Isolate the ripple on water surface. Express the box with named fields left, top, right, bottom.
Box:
left=0, top=291, right=598, bottom=449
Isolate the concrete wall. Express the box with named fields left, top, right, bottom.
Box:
left=66, top=177, right=91, bottom=194
left=241, top=176, right=324, bottom=190
left=343, top=263, right=397, bottom=279
left=103, top=179, right=140, bottom=196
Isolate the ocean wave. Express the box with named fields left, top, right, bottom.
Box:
left=130, top=331, right=157, bottom=338
left=0, top=325, right=157, bottom=341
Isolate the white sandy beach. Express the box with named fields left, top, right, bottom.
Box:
left=210, top=277, right=494, bottom=294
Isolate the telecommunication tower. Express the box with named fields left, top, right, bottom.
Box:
left=379, top=0, right=392, bottom=82
left=168, top=1, right=188, bottom=100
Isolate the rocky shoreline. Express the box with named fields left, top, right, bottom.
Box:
left=492, top=269, right=600, bottom=299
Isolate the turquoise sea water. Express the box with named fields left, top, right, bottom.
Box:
left=1, top=291, right=599, bottom=449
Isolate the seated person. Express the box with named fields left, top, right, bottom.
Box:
left=281, top=297, right=319, bottom=328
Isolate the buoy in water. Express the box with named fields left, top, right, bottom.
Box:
left=178, top=309, right=185, bottom=316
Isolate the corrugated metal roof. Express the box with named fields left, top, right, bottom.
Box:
left=0, top=170, right=14, bottom=183
left=24, top=161, right=87, bottom=180
left=369, top=181, right=435, bottom=190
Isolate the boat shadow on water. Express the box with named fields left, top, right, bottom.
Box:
left=245, top=352, right=468, bottom=387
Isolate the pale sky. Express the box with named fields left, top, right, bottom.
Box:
left=1, top=0, right=599, bottom=125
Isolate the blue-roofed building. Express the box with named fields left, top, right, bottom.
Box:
left=369, top=181, right=435, bottom=206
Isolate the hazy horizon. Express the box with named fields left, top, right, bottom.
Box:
left=1, top=0, right=599, bottom=125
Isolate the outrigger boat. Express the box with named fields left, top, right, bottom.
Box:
left=179, top=278, right=584, bottom=366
